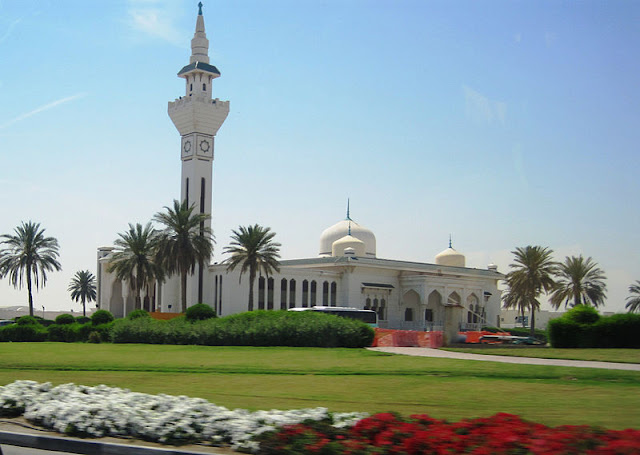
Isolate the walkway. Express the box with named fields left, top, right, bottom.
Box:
left=367, top=347, right=640, bottom=371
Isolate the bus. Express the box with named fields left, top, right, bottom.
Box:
left=289, top=306, right=378, bottom=327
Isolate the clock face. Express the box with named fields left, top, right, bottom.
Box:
left=199, top=139, right=210, bottom=153
left=183, top=140, right=192, bottom=155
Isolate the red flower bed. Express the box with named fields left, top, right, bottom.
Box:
left=255, top=412, right=640, bottom=454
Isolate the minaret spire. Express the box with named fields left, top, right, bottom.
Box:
left=190, top=2, right=209, bottom=64
left=449, top=234, right=453, bottom=249
left=346, top=198, right=352, bottom=221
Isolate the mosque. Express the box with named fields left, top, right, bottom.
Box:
left=97, top=4, right=503, bottom=336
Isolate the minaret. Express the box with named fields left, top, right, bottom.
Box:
left=168, top=2, right=229, bottom=305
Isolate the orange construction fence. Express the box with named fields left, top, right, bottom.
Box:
left=149, top=312, right=183, bottom=321
left=372, top=328, right=444, bottom=348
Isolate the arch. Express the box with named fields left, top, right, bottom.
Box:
left=378, top=298, right=386, bottom=320
left=448, top=291, right=461, bottom=306
left=364, top=297, right=371, bottom=310
left=467, top=294, right=480, bottom=323
left=322, top=281, right=329, bottom=306
left=258, top=276, right=266, bottom=310
left=267, top=277, right=274, bottom=310
left=310, top=280, right=317, bottom=306
left=289, top=279, right=296, bottom=308
left=330, top=281, right=337, bottom=306
left=402, top=289, right=421, bottom=306
left=404, top=308, right=414, bottom=322
left=280, top=278, right=287, bottom=310
left=302, top=280, right=309, bottom=307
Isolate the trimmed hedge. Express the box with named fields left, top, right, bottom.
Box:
left=55, top=314, right=76, bottom=325
left=185, top=303, right=216, bottom=322
left=111, top=310, right=375, bottom=348
left=91, top=310, right=114, bottom=325
left=549, top=305, right=640, bottom=348
left=0, top=322, right=47, bottom=342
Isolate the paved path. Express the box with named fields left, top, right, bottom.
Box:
left=367, top=347, right=640, bottom=371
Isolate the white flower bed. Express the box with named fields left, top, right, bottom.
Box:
left=0, top=380, right=366, bottom=452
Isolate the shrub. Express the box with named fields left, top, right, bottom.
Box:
left=111, top=310, right=374, bottom=347
left=0, top=323, right=47, bottom=342
left=75, top=316, right=91, bottom=324
left=91, top=309, right=114, bottom=325
left=47, top=323, right=80, bottom=342
left=549, top=309, right=640, bottom=348
left=127, top=309, right=151, bottom=320
left=17, top=315, right=39, bottom=326
left=185, top=303, right=216, bottom=322
left=564, top=305, right=600, bottom=324
left=55, top=314, right=76, bottom=325
left=88, top=331, right=102, bottom=343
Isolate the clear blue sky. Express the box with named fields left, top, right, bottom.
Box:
left=1, top=0, right=638, bottom=313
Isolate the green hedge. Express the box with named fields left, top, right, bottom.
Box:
left=111, top=310, right=375, bottom=348
left=502, top=327, right=548, bottom=343
left=549, top=306, right=640, bottom=348
left=0, top=322, right=47, bottom=342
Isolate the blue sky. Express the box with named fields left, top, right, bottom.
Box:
left=0, top=0, right=638, bottom=313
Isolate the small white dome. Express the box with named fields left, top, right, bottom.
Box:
left=435, top=245, right=466, bottom=267
left=319, top=216, right=376, bottom=258
left=332, top=235, right=366, bottom=257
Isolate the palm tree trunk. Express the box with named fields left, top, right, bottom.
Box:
left=27, top=265, right=34, bottom=317
left=181, top=271, right=188, bottom=313
left=574, top=294, right=581, bottom=307
left=82, top=297, right=86, bottom=317
left=530, top=308, right=536, bottom=336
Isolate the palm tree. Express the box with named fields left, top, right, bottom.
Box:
left=625, top=280, right=640, bottom=313
left=68, top=270, right=97, bottom=317
left=502, top=246, right=556, bottom=335
left=223, top=224, right=281, bottom=311
left=153, top=200, right=213, bottom=313
left=107, top=223, right=162, bottom=310
left=0, top=221, right=61, bottom=316
left=550, top=255, right=607, bottom=308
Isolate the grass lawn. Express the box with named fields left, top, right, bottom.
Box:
left=1, top=343, right=638, bottom=430
left=443, top=347, right=640, bottom=364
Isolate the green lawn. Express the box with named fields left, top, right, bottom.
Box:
left=443, top=347, right=640, bottom=364
left=1, top=343, right=638, bottom=430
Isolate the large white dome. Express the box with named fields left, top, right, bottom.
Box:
left=319, top=218, right=376, bottom=258
left=435, top=244, right=466, bottom=267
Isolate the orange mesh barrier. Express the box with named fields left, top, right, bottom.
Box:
left=372, top=328, right=443, bottom=348
left=149, top=312, right=183, bottom=321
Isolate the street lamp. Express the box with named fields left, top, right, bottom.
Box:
left=42, top=306, right=45, bottom=319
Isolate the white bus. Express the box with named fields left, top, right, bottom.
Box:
left=289, top=306, right=378, bottom=327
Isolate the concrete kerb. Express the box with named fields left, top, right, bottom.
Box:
left=367, top=347, right=640, bottom=371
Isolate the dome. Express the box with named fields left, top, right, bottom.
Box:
left=435, top=241, right=466, bottom=267
left=320, top=218, right=376, bottom=258
left=332, top=234, right=366, bottom=257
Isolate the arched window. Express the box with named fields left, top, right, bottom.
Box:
left=289, top=279, right=296, bottom=308
left=322, top=281, right=329, bottom=305
left=280, top=279, right=287, bottom=310
left=378, top=299, right=386, bottom=320
left=302, top=280, right=309, bottom=307
left=310, top=280, right=317, bottom=306
left=404, top=308, right=414, bottom=322
left=203, top=83, right=206, bottom=91
left=373, top=298, right=379, bottom=309
left=425, top=308, right=433, bottom=322
left=330, top=282, right=337, bottom=306
left=190, top=83, right=193, bottom=91
left=267, top=277, right=274, bottom=310
left=364, top=298, right=371, bottom=310
left=258, top=277, right=266, bottom=310
left=467, top=311, right=473, bottom=323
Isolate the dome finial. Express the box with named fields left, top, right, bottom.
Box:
left=449, top=234, right=452, bottom=249
left=348, top=221, right=352, bottom=236
left=346, top=198, right=352, bottom=221
left=198, top=2, right=203, bottom=15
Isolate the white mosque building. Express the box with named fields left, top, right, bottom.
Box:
left=97, top=4, right=503, bottom=336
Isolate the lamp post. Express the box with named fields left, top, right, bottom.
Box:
left=42, top=306, right=45, bottom=319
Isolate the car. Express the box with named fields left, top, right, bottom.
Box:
left=0, top=320, right=15, bottom=327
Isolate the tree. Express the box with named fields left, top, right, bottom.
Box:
left=625, top=280, right=640, bottom=313
left=153, top=200, right=213, bottom=313
left=68, top=270, right=97, bottom=317
left=223, top=224, right=281, bottom=311
left=502, top=246, right=556, bottom=335
left=0, top=221, right=61, bottom=317
left=107, top=223, right=162, bottom=310
left=550, top=255, right=607, bottom=308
